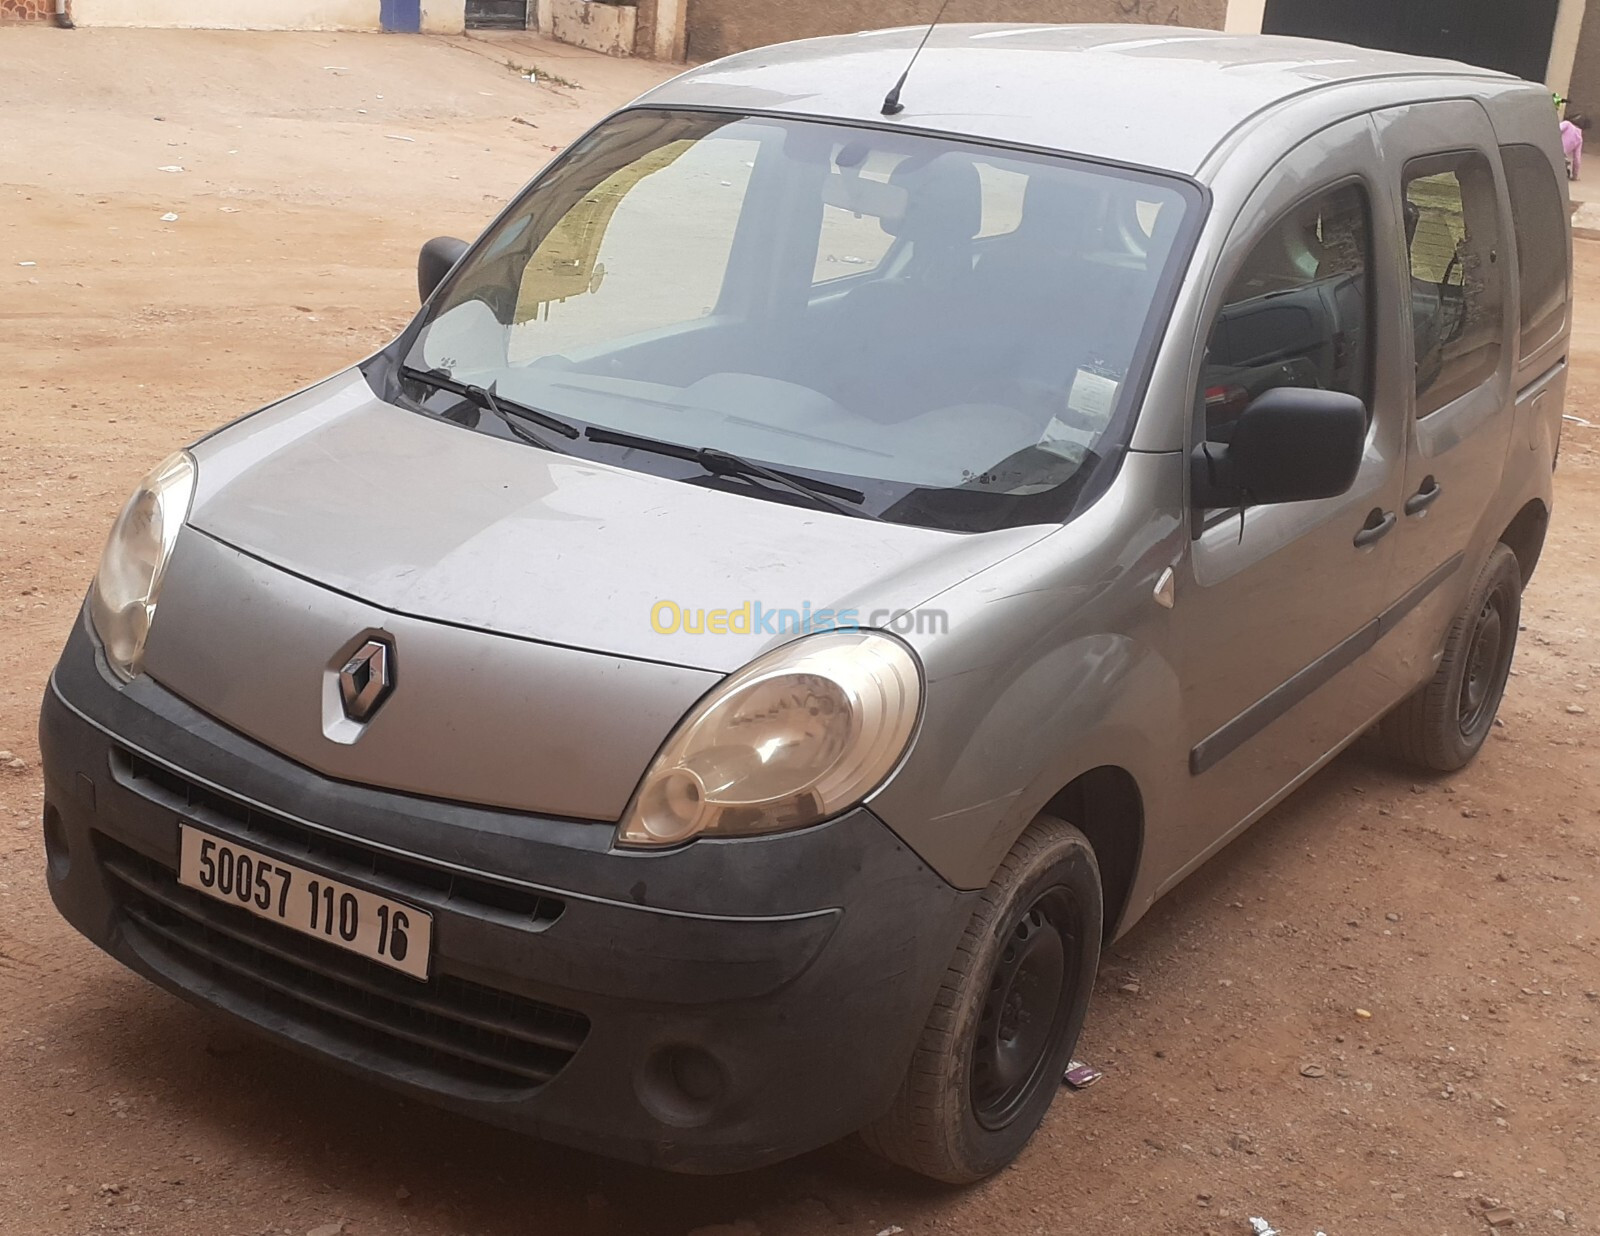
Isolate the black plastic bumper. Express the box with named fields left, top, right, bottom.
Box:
left=39, top=615, right=975, bottom=1173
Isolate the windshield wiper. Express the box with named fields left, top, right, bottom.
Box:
left=584, top=426, right=878, bottom=521
left=401, top=365, right=580, bottom=450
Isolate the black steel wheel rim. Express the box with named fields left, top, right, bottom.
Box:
left=971, top=886, right=1081, bottom=1131
left=1458, top=590, right=1508, bottom=737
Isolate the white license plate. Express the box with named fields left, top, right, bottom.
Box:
left=177, top=824, right=433, bottom=980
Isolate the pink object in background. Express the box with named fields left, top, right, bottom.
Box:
left=1562, top=119, right=1585, bottom=179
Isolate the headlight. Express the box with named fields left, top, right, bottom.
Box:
left=618, top=631, right=922, bottom=847
left=89, top=451, right=196, bottom=681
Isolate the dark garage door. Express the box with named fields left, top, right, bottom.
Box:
left=1263, top=0, right=1559, bottom=83
left=467, top=0, right=530, bottom=29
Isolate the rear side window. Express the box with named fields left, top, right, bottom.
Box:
left=1404, top=152, right=1505, bottom=417
left=1500, top=143, right=1568, bottom=360
left=1198, top=182, right=1372, bottom=445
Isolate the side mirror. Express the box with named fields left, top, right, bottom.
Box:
left=1191, top=387, right=1366, bottom=509
left=417, top=236, right=469, bottom=304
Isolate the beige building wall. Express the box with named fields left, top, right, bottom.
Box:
left=69, top=0, right=466, bottom=30
left=1548, top=0, right=1590, bottom=96
left=1567, top=0, right=1600, bottom=109
left=1222, top=0, right=1263, bottom=33
left=681, top=0, right=1226, bottom=65
left=421, top=2, right=466, bottom=33
left=545, top=0, right=636, bottom=53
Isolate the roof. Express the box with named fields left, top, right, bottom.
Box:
left=636, top=24, right=1517, bottom=175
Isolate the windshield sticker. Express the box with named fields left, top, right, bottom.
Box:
left=1066, top=369, right=1120, bottom=420
left=1037, top=416, right=1096, bottom=463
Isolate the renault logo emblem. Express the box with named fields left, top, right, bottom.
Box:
left=338, top=638, right=394, bottom=722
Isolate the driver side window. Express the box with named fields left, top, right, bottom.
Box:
left=1403, top=152, right=1504, bottom=417
left=1198, top=183, right=1372, bottom=447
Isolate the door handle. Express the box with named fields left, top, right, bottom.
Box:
left=1354, top=509, right=1397, bottom=548
left=1404, top=477, right=1443, bottom=516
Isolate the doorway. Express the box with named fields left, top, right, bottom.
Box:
left=380, top=0, right=421, bottom=32
left=467, top=0, right=531, bottom=29
left=1262, top=0, right=1560, bottom=83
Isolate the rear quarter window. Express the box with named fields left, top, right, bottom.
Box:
left=1500, top=143, right=1569, bottom=361
left=1403, top=152, right=1505, bottom=417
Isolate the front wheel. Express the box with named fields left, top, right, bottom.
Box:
left=859, top=816, right=1102, bottom=1183
left=1380, top=542, right=1522, bottom=771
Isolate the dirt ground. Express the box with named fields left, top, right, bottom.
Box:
left=2, top=25, right=1599, bottom=1236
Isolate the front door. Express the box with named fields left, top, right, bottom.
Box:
left=1173, top=114, right=1410, bottom=872
left=380, top=0, right=422, bottom=33
left=1370, top=101, right=1516, bottom=691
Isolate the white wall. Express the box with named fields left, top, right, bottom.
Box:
left=420, top=0, right=465, bottom=33
left=545, top=0, right=633, bottom=55
left=1223, top=0, right=1265, bottom=34
left=69, top=0, right=465, bottom=31
left=651, top=0, right=684, bottom=60
left=1549, top=0, right=1590, bottom=96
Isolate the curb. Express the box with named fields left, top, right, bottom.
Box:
left=1571, top=200, right=1600, bottom=240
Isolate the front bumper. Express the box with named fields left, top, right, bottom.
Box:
left=39, top=614, right=974, bottom=1173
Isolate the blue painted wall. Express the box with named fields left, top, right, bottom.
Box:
left=380, top=0, right=422, bottom=32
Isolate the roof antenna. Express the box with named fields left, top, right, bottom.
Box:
left=881, top=0, right=955, bottom=116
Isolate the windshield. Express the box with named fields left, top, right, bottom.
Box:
left=395, top=109, right=1200, bottom=531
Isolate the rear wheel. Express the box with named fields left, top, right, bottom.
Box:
left=1381, top=543, right=1521, bottom=772
left=859, top=816, right=1101, bottom=1183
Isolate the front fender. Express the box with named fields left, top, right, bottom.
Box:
left=871, top=631, right=1183, bottom=898
left=866, top=451, right=1190, bottom=916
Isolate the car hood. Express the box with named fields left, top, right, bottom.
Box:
left=188, top=368, right=1047, bottom=673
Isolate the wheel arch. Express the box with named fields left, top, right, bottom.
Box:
left=1499, top=498, right=1549, bottom=589
left=1041, top=765, right=1144, bottom=943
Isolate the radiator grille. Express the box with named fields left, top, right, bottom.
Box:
left=97, top=836, right=588, bottom=1094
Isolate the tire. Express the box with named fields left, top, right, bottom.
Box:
left=858, top=816, right=1102, bottom=1183
left=1380, top=542, right=1522, bottom=772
